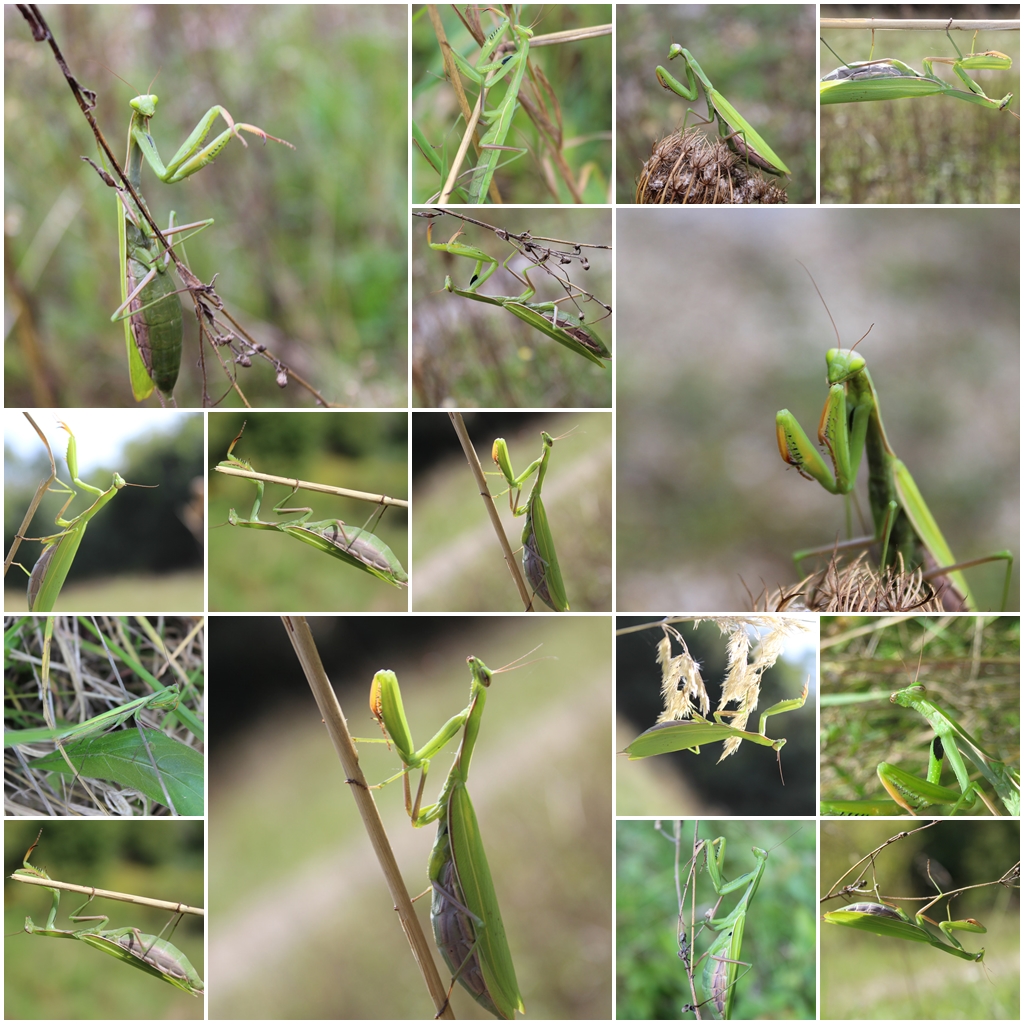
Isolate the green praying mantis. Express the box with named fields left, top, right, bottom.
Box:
left=217, top=427, right=408, bottom=588
left=439, top=11, right=533, bottom=203
left=820, top=23, right=1015, bottom=114
left=13, top=831, right=205, bottom=995
left=775, top=281, right=1014, bottom=611
left=656, top=46, right=791, bottom=178
left=427, top=222, right=611, bottom=367
left=679, top=837, right=772, bottom=1020
left=12, top=422, right=154, bottom=612
left=625, top=682, right=808, bottom=764
left=491, top=431, right=569, bottom=612
left=107, top=90, right=293, bottom=402
left=823, top=900, right=985, bottom=963
left=821, top=681, right=1020, bottom=817
left=366, top=657, right=524, bottom=1019
left=4, top=616, right=204, bottom=816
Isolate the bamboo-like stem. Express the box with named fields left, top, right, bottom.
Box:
left=448, top=412, right=533, bottom=610
left=213, top=464, right=408, bottom=508
left=10, top=873, right=204, bottom=915
left=279, top=616, right=454, bottom=1019
left=820, top=19, right=1019, bottom=31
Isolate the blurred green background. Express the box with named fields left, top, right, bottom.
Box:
left=208, top=411, right=408, bottom=611
left=820, top=614, right=1020, bottom=814
left=208, top=614, right=612, bottom=1019
left=5, top=819, right=204, bottom=1020
left=4, top=411, right=203, bottom=611
left=616, top=616, right=817, bottom=816
left=412, top=411, right=612, bottom=610
left=821, top=6, right=1020, bottom=204
left=413, top=208, right=612, bottom=407
left=617, top=819, right=816, bottom=1020
left=412, top=4, right=612, bottom=204
left=821, top=819, right=1019, bottom=1018
left=616, top=207, right=1020, bottom=612
left=616, top=4, right=816, bottom=204
left=5, top=5, right=407, bottom=407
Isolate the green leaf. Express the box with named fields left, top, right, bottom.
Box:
left=28, top=728, right=203, bottom=814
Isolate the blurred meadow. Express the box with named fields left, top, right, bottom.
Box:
left=5, top=5, right=407, bottom=407
left=413, top=208, right=612, bottom=407
left=4, top=411, right=203, bottom=612
left=412, top=411, right=612, bottom=611
left=5, top=819, right=204, bottom=1020
left=207, top=411, right=408, bottom=612
left=615, top=207, right=1020, bottom=612
left=821, top=819, right=1019, bottom=1019
left=412, top=4, right=612, bottom=204
left=616, top=4, right=817, bottom=205
left=820, top=10, right=1020, bottom=204
left=208, top=614, right=612, bottom=1019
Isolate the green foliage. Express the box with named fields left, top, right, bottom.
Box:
left=4, top=6, right=407, bottom=407
left=412, top=5, right=612, bottom=204
left=616, top=820, right=816, bottom=1020
left=820, top=616, right=1020, bottom=810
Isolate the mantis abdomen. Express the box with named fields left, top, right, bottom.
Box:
left=124, top=221, right=181, bottom=397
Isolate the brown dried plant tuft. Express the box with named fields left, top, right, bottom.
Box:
left=758, top=552, right=944, bottom=612
left=635, top=128, right=789, bottom=205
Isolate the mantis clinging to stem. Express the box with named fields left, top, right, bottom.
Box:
left=364, top=657, right=524, bottom=1019
left=491, top=431, right=569, bottom=612
left=8, top=420, right=156, bottom=612
left=775, top=270, right=1014, bottom=610
left=12, top=830, right=205, bottom=995
left=820, top=21, right=1017, bottom=116
left=104, top=86, right=293, bottom=402
left=819, top=620, right=1020, bottom=817
left=821, top=822, right=996, bottom=964
left=215, top=424, right=408, bottom=588
left=656, top=46, right=791, bottom=177
left=426, top=221, right=611, bottom=367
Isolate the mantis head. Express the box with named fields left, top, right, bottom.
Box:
left=129, top=94, right=159, bottom=118
left=825, top=346, right=866, bottom=385
left=667, top=43, right=684, bottom=61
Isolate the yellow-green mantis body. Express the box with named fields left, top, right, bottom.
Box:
left=111, top=93, right=293, bottom=401
left=427, top=223, right=611, bottom=367
left=492, top=432, right=568, bottom=611
left=443, top=13, right=533, bottom=203
left=656, top=46, right=791, bottom=177
left=217, top=429, right=408, bottom=588
left=821, top=682, right=1020, bottom=817
left=684, top=838, right=769, bottom=1020
left=368, top=658, right=524, bottom=1019
left=14, top=832, right=204, bottom=995
left=625, top=682, right=808, bottom=762
left=776, top=339, right=1014, bottom=610
left=20, top=423, right=153, bottom=612
left=820, top=24, right=1015, bottom=112
left=823, top=901, right=985, bottom=962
